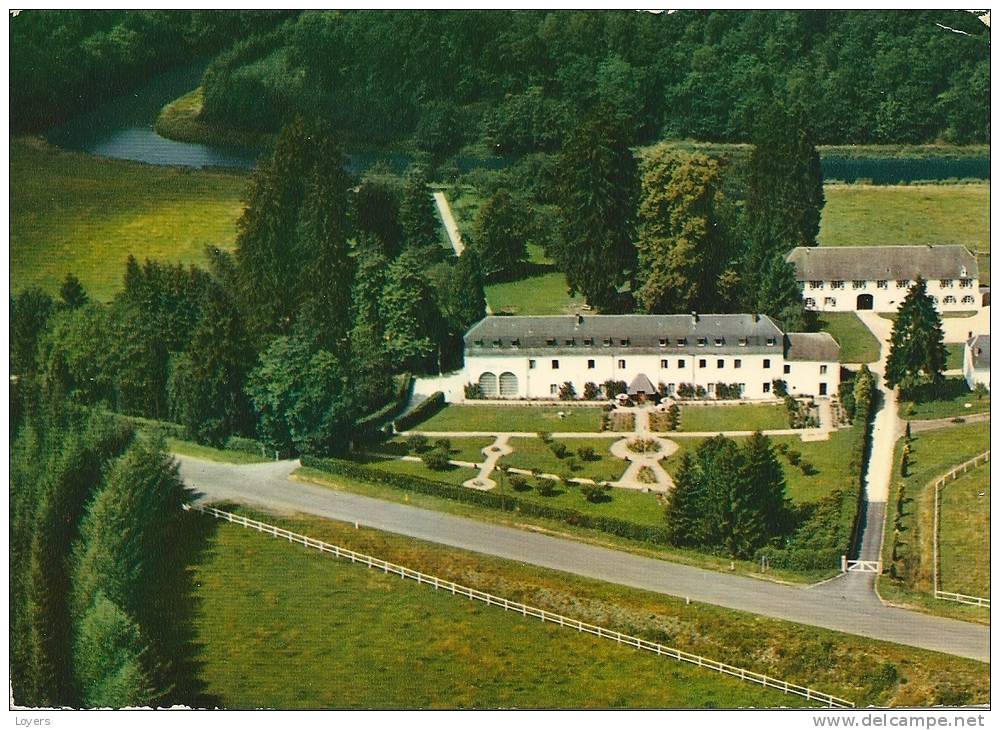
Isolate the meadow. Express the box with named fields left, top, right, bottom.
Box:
left=10, top=137, right=247, bottom=301
left=938, top=465, right=990, bottom=598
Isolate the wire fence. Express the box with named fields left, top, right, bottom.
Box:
left=932, top=451, right=990, bottom=608
left=185, top=502, right=854, bottom=708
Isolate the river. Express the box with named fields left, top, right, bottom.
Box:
left=46, top=62, right=989, bottom=182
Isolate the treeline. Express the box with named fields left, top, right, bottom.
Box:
left=11, top=117, right=486, bottom=459
left=196, top=10, right=988, bottom=149
left=10, top=9, right=293, bottom=131
left=10, top=398, right=203, bottom=707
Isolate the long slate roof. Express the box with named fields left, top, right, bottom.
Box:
left=785, top=332, right=841, bottom=362
left=786, top=245, right=978, bottom=282
left=968, top=334, right=990, bottom=371
left=464, top=314, right=786, bottom=356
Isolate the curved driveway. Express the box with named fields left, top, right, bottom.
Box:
left=177, top=455, right=988, bottom=663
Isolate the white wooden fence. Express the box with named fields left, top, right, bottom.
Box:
left=931, top=451, right=990, bottom=608
left=185, top=503, right=854, bottom=708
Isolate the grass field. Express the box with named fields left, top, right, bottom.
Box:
left=675, top=403, right=789, bottom=433
left=413, top=404, right=603, bottom=433
left=939, top=465, right=990, bottom=598
left=351, top=454, right=479, bottom=487
left=191, top=513, right=811, bottom=708
left=898, top=377, right=990, bottom=420
left=819, top=184, right=990, bottom=285
left=383, top=436, right=496, bottom=463
left=815, top=313, right=882, bottom=363
left=10, top=137, right=248, bottom=302
left=945, top=343, right=965, bottom=371
left=195, top=507, right=989, bottom=707
left=880, top=422, right=991, bottom=619
left=502, top=437, right=627, bottom=482
left=166, top=438, right=270, bottom=465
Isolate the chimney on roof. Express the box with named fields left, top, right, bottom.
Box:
left=576, top=314, right=583, bottom=325
left=691, top=311, right=698, bottom=324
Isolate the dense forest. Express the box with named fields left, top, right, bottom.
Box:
left=193, top=9, right=989, bottom=148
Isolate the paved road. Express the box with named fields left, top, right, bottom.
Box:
left=177, top=455, right=988, bottom=663
left=433, top=191, right=465, bottom=256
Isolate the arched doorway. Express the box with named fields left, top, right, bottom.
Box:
left=498, top=372, right=519, bottom=397
left=856, top=294, right=874, bottom=310
left=478, top=372, right=498, bottom=397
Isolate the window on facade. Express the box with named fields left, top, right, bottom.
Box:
left=877, top=280, right=888, bottom=289
left=820, top=365, right=827, bottom=374
left=962, top=295, right=975, bottom=304
left=763, top=359, right=771, bottom=369
left=698, top=359, right=707, bottom=369
left=564, top=338, right=575, bottom=346
left=603, top=337, right=612, bottom=346
left=783, top=364, right=791, bottom=374
left=960, top=279, right=973, bottom=289
left=940, top=279, right=953, bottom=288
left=716, top=359, right=724, bottom=368
left=546, top=337, right=556, bottom=346
left=943, top=296, right=956, bottom=304
left=660, top=359, right=668, bottom=368
left=763, top=382, right=771, bottom=393
left=809, top=281, right=824, bottom=289
left=831, top=280, right=844, bottom=289
left=528, top=359, right=536, bottom=369
left=658, top=338, right=667, bottom=347
left=550, top=384, right=558, bottom=395
left=511, top=338, right=520, bottom=348
left=734, top=359, right=742, bottom=369
left=587, top=359, right=596, bottom=369
left=714, top=338, right=724, bottom=346
left=678, top=360, right=686, bottom=368
left=583, top=338, right=593, bottom=346
left=618, top=359, right=626, bottom=369
left=551, top=360, right=559, bottom=369
left=766, top=337, right=776, bottom=346
left=824, top=297, right=837, bottom=307
left=896, top=280, right=910, bottom=289
left=677, top=337, right=687, bottom=346
left=852, top=280, right=866, bottom=289
left=805, top=298, right=816, bottom=307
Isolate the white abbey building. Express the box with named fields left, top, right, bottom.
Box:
left=786, top=245, right=980, bottom=313
left=463, top=314, right=840, bottom=401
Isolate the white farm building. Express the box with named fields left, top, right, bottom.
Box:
left=786, top=245, right=980, bottom=313
left=463, top=314, right=840, bottom=401
left=964, top=334, right=990, bottom=391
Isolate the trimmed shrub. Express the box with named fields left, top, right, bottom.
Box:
left=464, top=382, right=484, bottom=399
left=224, top=436, right=265, bottom=456
left=558, top=381, right=577, bottom=400
left=583, top=382, right=601, bottom=400
left=509, top=475, right=531, bottom=492
left=406, top=434, right=430, bottom=453
left=393, top=391, right=445, bottom=431
left=422, top=448, right=452, bottom=471
left=549, top=441, right=568, bottom=459
left=577, top=445, right=597, bottom=462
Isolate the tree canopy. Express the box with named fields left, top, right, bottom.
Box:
left=885, top=277, right=948, bottom=393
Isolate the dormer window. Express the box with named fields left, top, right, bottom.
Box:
left=474, top=339, right=484, bottom=346
left=603, top=337, right=612, bottom=347
left=564, top=338, right=575, bottom=347
left=620, top=338, right=630, bottom=347
left=959, top=279, right=973, bottom=289
left=583, top=338, right=593, bottom=346
left=714, top=338, right=724, bottom=347
left=766, top=337, right=776, bottom=347
left=738, top=337, right=748, bottom=347
left=511, top=338, right=520, bottom=348
left=546, top=337, right=556, bottom=346
left=492, top=339, right=501, bottom=348
left=960, top=265, right=968, bottom=277
left=697, top=337, right=707, bottom=347
left=677, top=338, right=687, bottom=346
left=658, top=338, right=667, bottom=347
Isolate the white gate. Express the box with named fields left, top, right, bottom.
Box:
left=842, top=557, right=882, bottom=573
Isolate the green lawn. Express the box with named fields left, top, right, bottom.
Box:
left=501, top=474, right=666, bottom=527
left=486, top=271, right=584, bottom=315
left=195, top=507, right=989, bottom=708
left=880, top=422, right=991, bottom=618
left=167, top=438, right=270, bottom=465
left=939, top=465, right=990, bottom=598
left=675, top=403, right=789, bottom=433
left=383, top=436, right=496, bottom=463
left=898, top=377, right=990, bottom=421
left=10, top=137, right=248, bottom=301
left=502, top=437, right=628, bottom=482
left=815, top=313, right=881, bottom=363
left=946, top=343, right=966, bottom=371
left=351, top=454, right=479, bottom=487
left=413, top=404, right=602, bottom=433
left=191, top=513, right=813, bottom=708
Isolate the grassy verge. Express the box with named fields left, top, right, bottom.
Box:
left=167, top=438, right=270, bottom=465
left=192, top=511, right=808, bottom=708
left=879, top=422, right=991, bottom=622
left=502, top=436, right=627, bottom=482
left=939, top=465, right=990, bottom=598
left=196, top=506, right=989, bottom=707
left=676, top=403, right=789, bottom=432
left=815, top=313, right=882, bottom=363
left=292, top=466, right=827, bottom=584
left=155, top=87, right=274, bottom=150
left=348, top=454, right=479, bottom=487
left=898, top=377, right=990, bottom=421
left=945, top=343, right=965, bottom=371
left=10, top=137, right=248, bottom=301
left=413, top=404, right=604, bottom=433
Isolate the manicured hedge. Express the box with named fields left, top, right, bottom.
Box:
left=353, top=373, right=414, bottom=442
left=103, top=411, right=187, bottom=440
left=393, top=391, right=445, bottom=432
left=300, top=455, right=671, bottom=544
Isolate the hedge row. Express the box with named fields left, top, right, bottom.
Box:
left=393, top=391, right=445, bottom=432
left=354, top=374, right=414, bottom=441
left=755, top=368, right=877, bottom=571
left=300, top=455, right=672, bottom=544
left=102, top=411, right=187, bottom=440
left=224, top=435, right=268, bottom=456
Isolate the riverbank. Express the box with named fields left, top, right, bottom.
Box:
left=10, top=136, right=248, bottom=301
left=155, top=86, right=275, bottom=151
